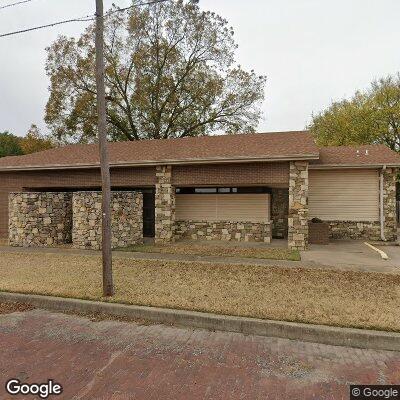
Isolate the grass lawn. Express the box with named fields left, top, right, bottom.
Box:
left=0, top=302, right=34, bottom=314
left=0, top=251, right=399, bottom=332
left=119, top=242, right=301, bottom=261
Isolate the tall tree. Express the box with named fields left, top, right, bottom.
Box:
left=309, top=74, right=400, bottom=151
left=45, top=0, right=266, bottom=143
left=20, top=124, right=54, bottom=155
left=0, top=131, right=23, bottom=158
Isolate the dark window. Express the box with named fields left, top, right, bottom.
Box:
left=235, top=187, right=271, bottom=194
left=175, top=187, right=271, bottom=194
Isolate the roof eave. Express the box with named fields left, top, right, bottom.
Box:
left=0, top=154, right=320, bottom=171
left=309, top=163, right=400, bottom=169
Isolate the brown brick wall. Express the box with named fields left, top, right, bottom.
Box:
left=0, top=162, right=289, bottom=239
left=172, top=162, right=289, bottom=186
left=1, top=167, right=156, bottom=189
left=0, top=167, right=156, bottom=238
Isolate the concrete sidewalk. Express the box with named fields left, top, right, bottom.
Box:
left=1, top=307, right=399, bottom=400
left=0, top=244, right=309, bottom=267
left=0, top=243, right=399, bottom=274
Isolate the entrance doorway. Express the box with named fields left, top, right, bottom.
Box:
left=142, top=190, right=155, bottom=237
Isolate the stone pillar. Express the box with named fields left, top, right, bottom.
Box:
left=9, top=192, right=72, bottom=247
left=155, top=165, right=175, bottom=243
left=72, top=191, right=143, bottom=250
left=383, top=167, right=397, bottom=241
left=288, top=161, right=309, bottom=250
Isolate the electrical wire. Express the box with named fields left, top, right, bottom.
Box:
left=0, top=0, right=33, bottom=10
left=0, top=16, right=95, bottom=38
left=0, top=0, right=170, bottom=38
left=105, top=0, right=170, bottom=16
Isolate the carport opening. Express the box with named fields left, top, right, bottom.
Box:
left=22, top=186, right=155, bottom=238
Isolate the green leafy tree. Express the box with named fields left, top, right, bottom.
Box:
left=0, top=131, right=23, bottom=158
left=20, top=124, right=54, bottom=155
left=45, top=0, right=266, bottom=143
left=309, top=74, right=400, bottom=151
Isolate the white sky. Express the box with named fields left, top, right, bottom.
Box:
left=0, top=0, right=399, bottom=137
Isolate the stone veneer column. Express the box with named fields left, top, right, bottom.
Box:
left=288, top=161, right=309, bottom=250
left=383, top=167, right=397, bottom=241
left=72, top=191, right=143, bottom=250
left=9, top=192, right=72, bottom=247
left=155, top=165, right=175, bottom=243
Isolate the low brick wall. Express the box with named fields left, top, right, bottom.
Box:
left=9, top=192, right=72, bottom=247
left=72, top=191, right=143, bottom=250
left=175, top=220, right=272, bottom=243
left=308, top=221, right=329, bottom=244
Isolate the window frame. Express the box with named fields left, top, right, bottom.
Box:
left=175, top=187, right=272, bottom=194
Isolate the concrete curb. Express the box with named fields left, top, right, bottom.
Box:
left=0, top=291, right=399, bottom=352
left=364, top=242, right=389, bottom=260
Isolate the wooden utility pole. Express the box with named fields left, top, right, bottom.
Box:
left=95, top=0, right=114, bottom=296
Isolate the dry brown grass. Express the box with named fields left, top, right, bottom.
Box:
left=0, top=252, right=399, bottom=331
left=122, top=242, right=301, bottom=261
left=0, top=302, right=34, bottom=314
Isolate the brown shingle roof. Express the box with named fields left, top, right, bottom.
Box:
left=0, top=132, right=399, bottom=170
left=0, top=131, right=318, bottom=170
left=310, top=145, right=400, bottom=167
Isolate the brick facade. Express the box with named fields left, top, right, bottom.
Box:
left=2, top=162, right=398, bottom=248
left=288, top=161, right=309, bottom=250
left=172, top=162, right=289, bottom=186
left=0, top=167, right=155, bottom=239
left=0, top=162, right=289, bottom=240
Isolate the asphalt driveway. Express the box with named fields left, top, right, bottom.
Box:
left=0, top=307, right=399, bottom=399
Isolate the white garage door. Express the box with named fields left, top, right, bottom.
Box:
left=309, top=169, right=379, bottom=221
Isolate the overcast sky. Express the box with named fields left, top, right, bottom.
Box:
left=0, top=0, right=399, bottom=137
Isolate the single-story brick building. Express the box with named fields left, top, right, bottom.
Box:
left=0, top=131, right=399, bottom=250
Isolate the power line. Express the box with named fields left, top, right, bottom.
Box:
left=106, top=0, right=170, bottom=16
left=0, top=0, right=170, bottom=39
left=0, top=16, right=95, bottom=38
left=0, top=0, right=32, bottom=10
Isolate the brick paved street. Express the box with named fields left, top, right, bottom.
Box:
left=0, top=308, right=399, bottom=400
